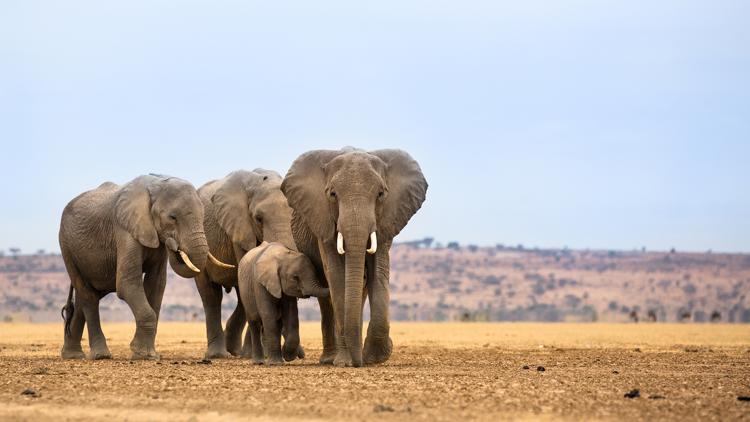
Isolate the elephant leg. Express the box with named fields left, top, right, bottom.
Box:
left=317, top=296, right=336, bottom=364
left=281, top=299, right=301, bottom=362
left=225, top=292, right=246, bottom=357
left=79, top=293, right=111, bottom=360
left=281, top=321, right=305, bottom=360
left=195, top=273, right=229, bottom=359
left=144, top=259, right=167, bottom=323
left=319, top=242, right=351, bottom=366
left=119, top=277, right=159, bottom=360
left=363, top=247, right=393, bottom=365
left=247, top=320, right=264, bottom=364
left=261, top=315, right=283, bottom=365
left=61, top=297, right=86, bottom=360
left=59, top=250, right=87, bottom=359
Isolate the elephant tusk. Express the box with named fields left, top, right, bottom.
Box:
left=337, top=232, right=345, bottom=255
left=208, top=252, right=235, bottom=269
left=367, top=232, right=377, bottom=254
left=179, top=250, right=201, bottom=273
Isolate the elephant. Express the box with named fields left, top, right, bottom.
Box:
left=59, top=174, right=217, bottom=360
left=238, top=241, right=329, bottom=365
left=195, top=169, right=299, bottom=359
left=281, top=148, right=427, bottom=367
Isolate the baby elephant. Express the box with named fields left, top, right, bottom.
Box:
left=238, top=242, right=328, bottom=365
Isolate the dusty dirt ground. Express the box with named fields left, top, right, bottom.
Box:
left=1, top=322, right=749, bottom=421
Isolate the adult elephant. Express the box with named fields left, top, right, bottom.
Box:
left=281, top=148, right=427, bottom=367
left=59, top=175, right=212, bottom=360
left=196, top=169, right=305, bottom=359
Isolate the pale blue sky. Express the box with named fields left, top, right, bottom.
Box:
left=1, top=1, right=748, bottom=253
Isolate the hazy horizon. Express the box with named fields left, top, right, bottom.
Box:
left=2, top=1, right=748, bottom=253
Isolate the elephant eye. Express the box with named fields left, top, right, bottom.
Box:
left=168, top=213, right=177, bottom=221
left=378, top=191, right=384, bottom=198
left=329, top=191, right=336, bottom=198
left=255, top=215, right=262, bottom=224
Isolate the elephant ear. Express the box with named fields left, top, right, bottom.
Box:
left=253, top=243, right=283, bottom=299
left=115, top=176, right=160, bottom=248
left=281, top=150, right=344, bottom=242
left=211, top=171, right=261, bottom=252
left=371, top=149, right=428, bottom=240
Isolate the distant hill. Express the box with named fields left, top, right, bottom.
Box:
left=1, top=243, right=749, bottom=323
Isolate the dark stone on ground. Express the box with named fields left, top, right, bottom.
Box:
left=624, top=389, right=640, bottom=399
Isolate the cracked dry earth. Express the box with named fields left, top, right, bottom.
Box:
left=1, top=322, right=749, bottom=421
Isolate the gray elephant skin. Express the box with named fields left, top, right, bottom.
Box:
left=281, top=148, right=427, bottom=367
left=59, top=175, right=209, bottom=360
left=238, top=242, right=329, bottom=365
left=195, top=169, right=298, bottom=359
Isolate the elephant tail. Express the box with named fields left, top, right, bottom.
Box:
left=61, top=283, right=74, bottom=337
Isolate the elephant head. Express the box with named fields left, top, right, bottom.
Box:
left=115, top=175, right=209, bottom=278
left=211, top=169, right=296, bottom=260
left=253, top=242, right=329, bottom=299
left=281, top=148, right=427, bottom=365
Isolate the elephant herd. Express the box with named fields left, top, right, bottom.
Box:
left=58, top=148, right=428, bottom=367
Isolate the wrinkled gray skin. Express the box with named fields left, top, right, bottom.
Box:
left=238, top=242, right=329, bottom=365
left=59, top=175, right=208, bottom=360
left=195, top=169, right=299, bottom=359
left=282, top=148, right=427, bottom=367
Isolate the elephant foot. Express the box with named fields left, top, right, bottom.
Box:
left=252, top=356, right=265, bottom=365
left=282, top=349, right=297, bottom=362
left=227, top=344, right=243, bottom=357
left=205, top=345, right=231, bottom=359
left=297, top=345, right=305, bottom=359
left=89, top=349, right=112, bottom=360
left=130, top=351, right=160, bottom=361
left=363, top=336, right=393, bottom=365
left=333, top=350, right=356, bottom=367
left=130, top=342, right=160, bottom=361
left=60, top=346, right=86, bottom=360
left=266, top=357, right=284, bottom=366
left=319, top=348, right=336, bottom=365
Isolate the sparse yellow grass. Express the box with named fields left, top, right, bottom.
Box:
left=1, top=322, right=748, bottom=358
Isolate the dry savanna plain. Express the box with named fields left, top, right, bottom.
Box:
left=1, top=322, right=749, bottom=421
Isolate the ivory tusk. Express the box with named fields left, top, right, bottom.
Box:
left=367, top=232, right=377, bottom=254
left=337, top=232, right=345, bottom=255
left=209, top=252, right=235, bottom=269
left=179, top=250, right=201, bottom=273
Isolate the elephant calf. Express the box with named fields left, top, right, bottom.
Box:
left=238, top=242, right=328, bottom=365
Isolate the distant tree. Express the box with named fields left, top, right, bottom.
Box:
left=516, top=244, right=524, bottom=250
left=467, top=244, right=478, bottom=253
left=710, top=311, right=721, bottom=322
left=495, top=244, right=505, bottom=250
left=670, top=247, right=676, bottom=254
left=629, top=310, right=639, bottom=323
left=9, top=247, right=21, bottom=256
left=679, top=310, right=691, bottom=322
left=647, top=310, right=657, bottom=322
left=564, top=294, right=581, bottom=309
left=36, top=249, right=45, bottom=255
left=447, top=241, right=460, bottom=250
left=608, top=301, right=618, bottom=311
left=682, top=283, right=697, bottom=295
left=422, top=237, right=434, bottom=248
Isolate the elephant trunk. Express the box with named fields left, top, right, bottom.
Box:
left=301, top=275, right=329, bottom=298
left=343, top=237, right=367, bottom=367
left=264, top=222, right=298, bottom=252
left=169, top=230, right=209, bottom=278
